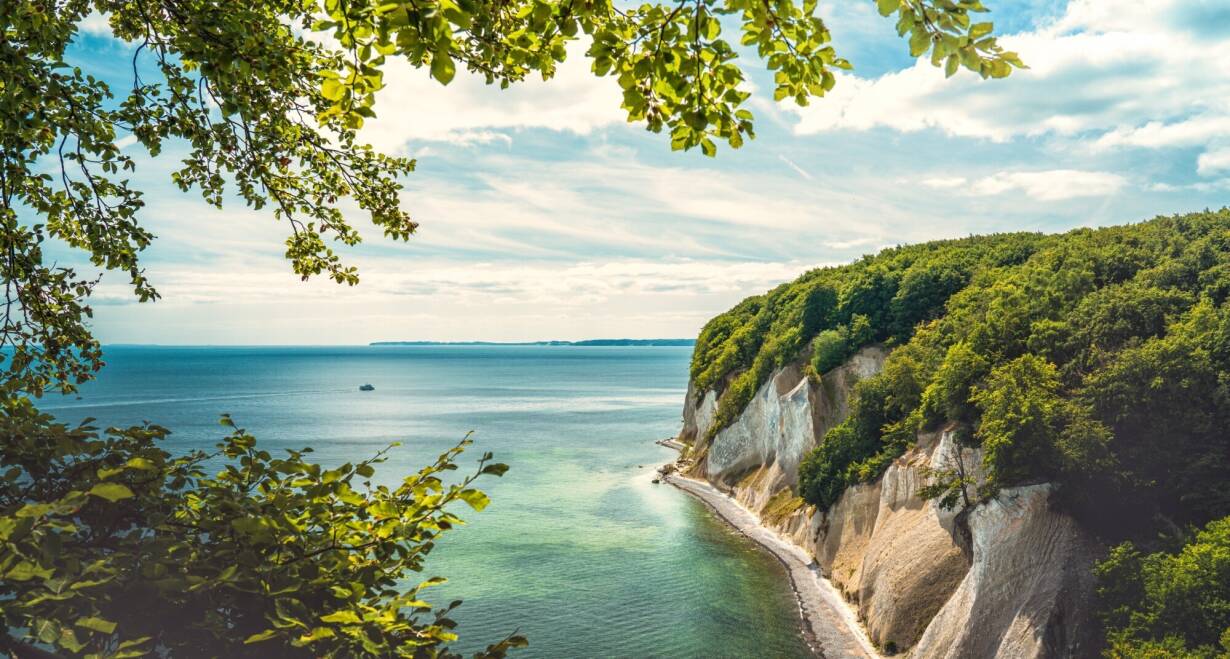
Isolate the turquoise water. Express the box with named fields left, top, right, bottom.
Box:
left=46, top=346, right=810, bottom=657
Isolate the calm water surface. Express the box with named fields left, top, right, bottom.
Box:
left=47, top=346, right=810, bottom=657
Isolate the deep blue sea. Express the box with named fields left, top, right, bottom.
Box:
left=45, top=346, right=809, bottom=657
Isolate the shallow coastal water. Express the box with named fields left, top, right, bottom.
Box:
left=48, top=345, right=812, bottom=657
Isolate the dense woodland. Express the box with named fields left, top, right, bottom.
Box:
left=689, top=210, right=1230, bottom=656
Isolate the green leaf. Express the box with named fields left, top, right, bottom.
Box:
left=34, top=619, right=59, bottom=645
left=319, top=610, right=363, bottom=624
left=1001, top=51, right=1027, bottom=68
left=117, top=636, right=153, bottom=650
left=321, top=78, right=344, bottom=101
left=945, top=54, right=959, bottom=78
left=244, top=630, right=279, bottom=644
left=7, top=561, right=53, bottom=581
left=75, top=616, right=118, bottom=634
left=97, top=466, right=125, bottom=480
left=908, top=29, right=931, bottom=58
left=89, top=482, right=134, bottom=502
left=125, top=457, right=157, bottom=470
left=960, top=46, right=981, bottom=70
left=480, top=463, right=509, bottom=477
left=419, top=576, right=448, bottom=588
left=969, top=22, right=994, bottom=39
left=457, top=488, right=490, bottom=511
left=876, top=0, right=899, bottom=17
left=58, top=627, right=86, bottom=653
left=355, top=463, right=375, bottom=478
left=430, top=52, right=456, bottom=85
left=299, top=627, right=337, bottom=642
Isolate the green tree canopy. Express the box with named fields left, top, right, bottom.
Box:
left=688, top=213, right=1230, bottom=532
left=1096, top=517, right=1230, bottom=658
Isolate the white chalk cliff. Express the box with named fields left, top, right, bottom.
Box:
left=678, top=347, right=1099, bottom=657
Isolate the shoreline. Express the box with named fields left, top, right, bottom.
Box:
left=656, top=443, right=880, bottom=659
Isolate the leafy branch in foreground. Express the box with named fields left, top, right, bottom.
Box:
left=321, top=0, right=1024, bottom=155
left=1, top=0, right=1020, bottom=397
left=0, top=400, right=520, bottom=658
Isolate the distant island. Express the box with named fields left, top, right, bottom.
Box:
left=370, top=339, right=695, bottom=347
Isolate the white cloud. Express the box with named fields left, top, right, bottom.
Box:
left=87, top=256, right=814, bottom=343
left=360, top=42, right=624, bottom=150
left=1148, top=180, right=1230, bottom=193
left=923, top=169, right=1126, bottom=201
left=94, top=257, right=811, bottom=306
left=791, top=0, right=1230, bottom=164
left=920, top=177, right=966, bottom=190
left=398, top=149, right=907, bottom=261
left=1093, top=115, right=1230, bottom=150
left=823, top=237, right=879, bottom=250
left=1197, top=147, right=1230, bottom=176
left=77, top=12, right=113, bottom=37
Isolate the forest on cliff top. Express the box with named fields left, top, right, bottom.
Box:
left=689, top=209, right=1230, bottom=656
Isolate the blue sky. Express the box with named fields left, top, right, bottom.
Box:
left=62, top=1, right=1230, bottom=344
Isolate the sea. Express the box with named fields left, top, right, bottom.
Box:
left=43, top=345, right=811, bottom=657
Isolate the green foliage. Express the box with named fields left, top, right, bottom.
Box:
left=700, top=212, right=1230, bottom=537
left=810, top=314, right=874, bottom=375
left=760, top=489, right=805, bottom=527
left=798, top=359, right=924, bottom=509
left=920, top=341, right=988, bottom=425
left=1096, top=516, right=1230, bottom=658
left=2, top=2, right=414, bottom=396
left=692, top=232, right=1047, bottom=440
left=810, top=328, right=848, bottom=375
left=0, top=400, right=521, bottom=657
left=316, top=0, right=1023, bottom=155
left=1080, top=298, right=1230, bottom=524
left=917, top=463, right=975, bottom=512
left=972, top=355, right=1060, bottom=485
left=779, top=212, right=1230, bottom=653
left=694, top=279, right=839, bottom=436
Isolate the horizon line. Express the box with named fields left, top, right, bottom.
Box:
left=101, top=338, right=696, bottom=347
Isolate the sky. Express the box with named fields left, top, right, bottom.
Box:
left=61, top=0, right=1230, bottom=344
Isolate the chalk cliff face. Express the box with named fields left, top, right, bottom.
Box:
left=679, top=348, right=1099, bottom=657
left=688, top=348, right=886, bottom=511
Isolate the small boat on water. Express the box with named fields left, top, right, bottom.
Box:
left=359, top=383, right=375, bottom=391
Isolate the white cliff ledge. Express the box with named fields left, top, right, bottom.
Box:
left=672, top=347, right=1099, bottom=658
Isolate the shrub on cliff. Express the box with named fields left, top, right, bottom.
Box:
left=798, top=352, right=926, bottom=509
left=810, top=315, right=874, bottom=375
left=970, top=354, right=1112, bottom=489
left=1096, top=516, right=1230, bottom=658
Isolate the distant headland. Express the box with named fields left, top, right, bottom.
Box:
left=369, top=339, right=695, bottom=347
